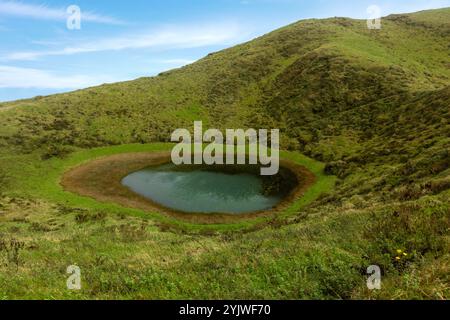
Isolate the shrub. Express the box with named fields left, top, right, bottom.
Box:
left=365, top=201, right=450, bottom=272
left=324, top=160, right=348, bottom=177
left=75, top=211, right=107, bottom=224
left=0, top=237, right=25, bottom=270
left=41, top=144, right=73, bottom=160
left=117, top=223, right=148, bottom=242
left=29, top=222, right=53, bottom=232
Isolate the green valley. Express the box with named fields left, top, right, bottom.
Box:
left=0, top=8, right=449, bottom=299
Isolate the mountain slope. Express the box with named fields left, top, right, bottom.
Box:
left=1, top=8, right=449, bottom=149
left=1, top=8, right=448, bottom=200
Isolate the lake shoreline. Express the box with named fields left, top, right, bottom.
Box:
left=61, top=151, right=317, bottom=224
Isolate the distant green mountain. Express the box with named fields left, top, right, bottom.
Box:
left=0, top=8, right=449, bottom=299
left=1, top=8, right=448, bottom=146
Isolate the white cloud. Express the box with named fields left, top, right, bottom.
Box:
left=0, top=65, right=115, bottom=89
left=158, top=59, right=197, bottom=65
left=4, top=22, right=247, bottom=61
left=0, top=1, right=124, bottom=25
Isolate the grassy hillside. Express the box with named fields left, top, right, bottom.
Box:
left=0, top=8, right=449, bottom=299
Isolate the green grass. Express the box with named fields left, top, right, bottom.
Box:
left=2, top=143, right=335, bottom=234
left=0, top=8, right=449, bottom=299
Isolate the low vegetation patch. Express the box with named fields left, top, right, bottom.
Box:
left=0, top=143, right=336, bottom=233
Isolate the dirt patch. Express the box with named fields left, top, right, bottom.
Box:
left=61, top=152, right=316, bottom=224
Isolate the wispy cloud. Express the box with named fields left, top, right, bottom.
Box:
left=4, top=22, right=247, bottom=61
left=157, top=59, right=197, bottom=65
left=0, top=65, right=115, bottom=89
left=0, top=1, right=124, bottom=25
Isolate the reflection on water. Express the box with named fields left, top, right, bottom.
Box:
left=122, top=164, right=289, bottom=214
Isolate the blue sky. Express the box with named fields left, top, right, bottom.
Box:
left=0, top=0, right=449, bottom=102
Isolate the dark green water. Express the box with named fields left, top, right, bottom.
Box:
left=122, top=164, right=296, bottom=214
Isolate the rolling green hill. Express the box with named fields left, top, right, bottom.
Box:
left=0, top=8, right=449, bottom=299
